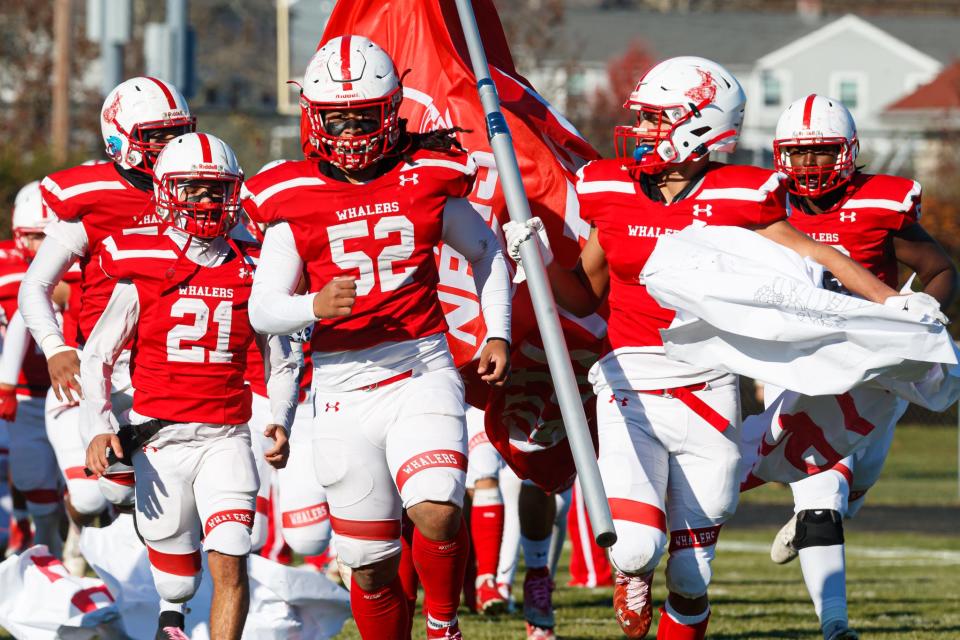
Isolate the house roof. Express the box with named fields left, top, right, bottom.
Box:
left=886, top=60, right=960, bottom=111
left=552, top=8, right=960, bottom=69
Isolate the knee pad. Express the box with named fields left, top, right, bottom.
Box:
left=203, top=521, right=253, bottom=557
left=24, top=490, right=60, bottom=516
left=400, top=467, right=465, bottom=510
left=66, top=481, right=107, bottom=516
left=281, top=501, right=331, bottom=555
left=794, top=509, right=844, bottom=549
left=466, top=445, right=501, bottom=489
left=283, top=520, right=332, bottom=556
left=608, top=522, right=666, bottom=576
left=665, top=547, right=713, bottom=599
left=151, top=567, right=202, bottom=603
left=99, top=463, right=136, bottom=508
left=334, top=535, right=401, bottom=569
left=250, top=515, right=267, bottom=553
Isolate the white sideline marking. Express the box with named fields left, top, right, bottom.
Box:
left=719, top=540, right=960, bottom=565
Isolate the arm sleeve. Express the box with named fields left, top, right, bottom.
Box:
left=254, top=332, right=301, bottom=431
left=79, top=281, right=139, bottom=436
left=249, top=222, right=317, bottom=335
left=19, top=232, right=82, bottom=356
left=441, top=198, right=512, bottom=343
left=0, top=311, right=30, bottom=386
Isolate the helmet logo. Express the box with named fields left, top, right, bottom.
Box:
left=103, top=93, right=122, bottom=124
left=107, top=135, right=123, bottom=156
left=685, top=69, right=717, bottom=104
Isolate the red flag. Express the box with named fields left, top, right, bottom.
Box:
left=320, top=0, right=605, bottom=492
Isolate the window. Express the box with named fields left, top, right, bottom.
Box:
left=761, top=70, right=782, bottom=107
left=838, top=79, right=859, bottom=109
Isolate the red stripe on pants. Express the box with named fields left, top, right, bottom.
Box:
left=147, top=546, right=201, bottom=576
left=608, top=498, right=667, bottom=532
left=330, top=516, right=401, bottom=540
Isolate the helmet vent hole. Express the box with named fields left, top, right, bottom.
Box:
left=690, top=126, right=711, bottom=136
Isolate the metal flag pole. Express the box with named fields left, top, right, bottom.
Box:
left=452, top=0, right=616, bottom=547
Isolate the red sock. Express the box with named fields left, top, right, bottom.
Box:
left=350, top=575, right=410, bottom=640
left=398, top=522, right=419, bottom=624
left=470, top=491, right=504, bottom=577
left=656, top=606, right=710, bottom=640
left=412, top=518, right=469, bottom=624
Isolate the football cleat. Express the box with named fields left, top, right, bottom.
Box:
left=824, top=621, right=859, bottom=640
left=525, top=622, right=557, bottom=640
left=476, top=574, right=507, bottom=615
left=155, top=611, right=187, bottom=640
left=523, top=567, right=555, bottom=633
left=497, top=580, right=516, bottom=613
left=6, top=517, right=33, bottom=557
left=614, top=570, right=654, bottom=638
left=770, top=513, right=799, bottom=564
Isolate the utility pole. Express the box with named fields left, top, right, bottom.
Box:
left=52, top=0, right=71, bottom=165
left=277, top=0, right=293, bottom=115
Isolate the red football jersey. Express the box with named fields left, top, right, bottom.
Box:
left=787, top=173, right=920, bottom=288
left=243, top=339, right=312, bottom=401
left=40, top=162, right=161, bottom=345
left=0, top=240, right=51, bottom=396
left=577, top=160, right=786, bottom=352
left=100, top=232, right=258, bottom=425
left=243, top=149, right=475, bottom=353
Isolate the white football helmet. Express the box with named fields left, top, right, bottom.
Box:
left=153, top=133, right=243, bottom=239
left=12, top=180, right=53, bottom=258
left=299, top=35, right=403, bottom=170
left=774, top=94, right=859, bottom=197
left=101, top=77, right=196, bottom=172
left=615, top=56, right=746, bottom=174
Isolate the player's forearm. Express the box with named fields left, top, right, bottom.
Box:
left=80, top=282, right=139, bottom=433
left=469, top=249, right=512, bottom=343
left=250, top=221, right=317, bottom=335
left=814, top=246, right=897, bottom=303
left=20, top=238, right=76, bottom=355
left=546, top=261, right=605, bottom=317
left=0, top=311, right=30, bottom=386
left=260, top=333, right=301, bottom=431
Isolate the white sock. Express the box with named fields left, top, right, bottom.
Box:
left=160, top=600, right=186, bottom=613
left=798, top=543, right=847, bottom=632
left=496, top=467, right=522, bottom=585
left=520, top=533, right=551, bottom=570
left=664, top=599, right=710, bottom=625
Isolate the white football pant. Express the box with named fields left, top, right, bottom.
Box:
left=598, top=376, right=741, bottom=599
left=133, top=423, right=258, bottom=603
left=310, top=367, right=467, bottom=569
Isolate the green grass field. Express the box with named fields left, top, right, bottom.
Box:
left=2, top=425, right=957, bottom=638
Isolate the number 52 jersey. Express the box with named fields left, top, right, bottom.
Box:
left=241, top=149, right=476, bottom=353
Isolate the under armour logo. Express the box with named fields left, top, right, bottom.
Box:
left=609, top=394, right=628, bottom=407
left=238, top=267, right=253, bottom=279
left=399, top=173, right=419, bottom=187
left=325, top=402, right=340, bottom=413
left=840, top=212, right=857, bottom=222
left=692, top=204, right=713, bottom=217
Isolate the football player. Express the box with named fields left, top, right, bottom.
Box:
left=21, top=77, right=197, bottom=511
left=0, top=181, right=67, bottom=557
left=504, top=57, right=934, bottom=640
left=245, top=36, right=511, bottom=640
left=81, top=133, right=298, bottom=640
left=767, top=94, right=957, bottom=640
